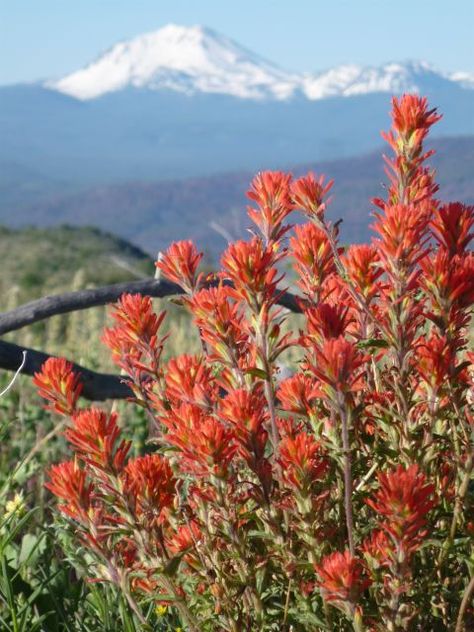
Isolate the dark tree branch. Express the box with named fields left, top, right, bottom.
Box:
left=0, top=278, right=302, bottom=336
left=0, top=339, right=132, bottom=401
left=0, top=279, right=181, bottom=335
left=0, top=278, right=302, bottom=402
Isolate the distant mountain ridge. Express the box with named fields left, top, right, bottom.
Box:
left=1, top=23, right=473, bottom=242
left=47, top=24, right=473, bottom=102
left=2, top=136, right=472, bottom=258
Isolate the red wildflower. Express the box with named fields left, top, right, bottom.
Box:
left=165, top=354, right=215, bottom=408
left=192, top=417, right=238, bottom=478
left=343, top=244, right=382, bottom=303
left=372, top=202, right=431, bottom=281
left=65, top=408, right=131, bottom=473
left=123, top=454, right=175, bottom=525
left=415, top=334, right=459, bottom=392
left=431, top=202, right=474, bottom=257
left=219, top=389, right=272, bottom=494
left=315, top=550, right=370, bottom=615
left=45, top=460, right=93, bottom=522
left=422, top=251, right=474, bottom=325
left=383, top=94, right=442, bottom=154
left=361, top=530, right=393, bottom=571
left=310, top=336, right=365, bottom=394
left=167, top=521, right=203, bottom=570
left=33, top=357, right=82, bottom=416
left=366, top=464, right=436, bottom=559
left=247, top=171, right=293, bottom=242
left=102, top=294, right=166, bottom=373
left=277, top=373, right=318, bottom=417
left=291, top=172, right=333, bottom=220
left=156, top=240, right=203, bottom=293
left=220, top=237, right=282, bottom=307
left=305, top=303, right=352, bottom=344
left=279, top=432, right=328, bottom=495
left=164, top=404, right=237, bottom=479
left=289, top=223, right=336, bottom=299
left=188, top=285, right=250, bottom=369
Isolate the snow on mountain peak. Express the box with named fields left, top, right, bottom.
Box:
left=302, top=60, right=442, bottom=100
left=49, top=24, right=299, bottom=100
left=48, top=24, right=472, bottom=102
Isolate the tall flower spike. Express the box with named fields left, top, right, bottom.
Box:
left=278, top=432, right=328, bottom=496
left=310, top=336, right=365, bottom=395
left=291, top=172, right=334, bottom=220
left=156, top=240, right=203, bottom=293
left=343, top=244, right=382, bottom=303
left=221, top=237, right=282, bottom=307
left=315, top=550, right=370, bottom=617
left=415, top=333, right=458, bottom=393
left=305, top=303, right=352, bottom=344
left=372, top=201, right=431, bottom=283
left=289, top=222, right=336, bottom=300
left=166, top=413, right=237, bottom=479
left=188, top=285, right=250, bottom=369
left=383, top=94, right=442, bottom=154
left=277, top=373, right=318, bottom=417
left=219, top=388, right=270, bottom=480
left=45, top=460, right=93, bottom=522
left=33, top=357, right=82, bottom=416
left=66, top=408, right=131, bottom=474
left=103, top=294, right=166, bottom=352
left=431, top=202, right=474, bottom=257
left=247, top=170, right=293, bottom=243
left=123, top=454, right=176, bottom=526
left=164, top=354, right=215, bottom=409
left=366, top=464, right=436, bottom=560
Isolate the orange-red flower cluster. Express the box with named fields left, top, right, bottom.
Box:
left=123, top=454, right=175, bottom=526
left=45, top=460, right=93, bottom=522
left=247, top=170, right=293, bottom=243
left=315, top=550, right=370, bottom=614
left=162, top=403, right=237, bottom=479
left=291, top=172, right=333, bottom=220
left=221, top=237, right=282, bottom=308
left=277, top=373, right=318, bottom=417
left=164, top=354, right=216, bottom=409
left=343, top=244, right=382, bottom=304
left=66, top=408, right=131, bottom=474
left=383, top=94, right=442, bottom=155
left=310, top=336, right=365, bottom=396
left=279, top=432, right=328, bottom=495
left=289, top=223, right=336, bottom=300
left=33, top=357, right=82, bottom=415
left=156, top=240, right=203, bottom=293
left=366, top=464, right=436, bottom=560
left=188, top=285, right=250, bottom=379
left=102, top=293, right=166, bottom=375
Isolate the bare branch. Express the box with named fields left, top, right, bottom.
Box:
left=0, top=278, right=302, bottom=336
left=0, top=340, right=132, bottom=401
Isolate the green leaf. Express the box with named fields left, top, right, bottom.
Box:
left=244, top=367, right=268, bottom=380
left=357, top=338, right=389, bottom=350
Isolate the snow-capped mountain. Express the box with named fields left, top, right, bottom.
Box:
left=302, top=61, right=448, bottom=99
left=49, top=24, right=473, bottom=101
left=50, top=24, right=300, bottom=101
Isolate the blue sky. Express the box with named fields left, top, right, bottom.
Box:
left=1, top=0, right=473, bottom=85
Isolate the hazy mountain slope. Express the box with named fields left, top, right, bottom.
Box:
left=2, top=25, right=474, bottom=189
left=2, top=136, right=472, bottom=258
left=0, top=225, right=153, bottom=303
left=1, top=85, right=474, bottom=190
